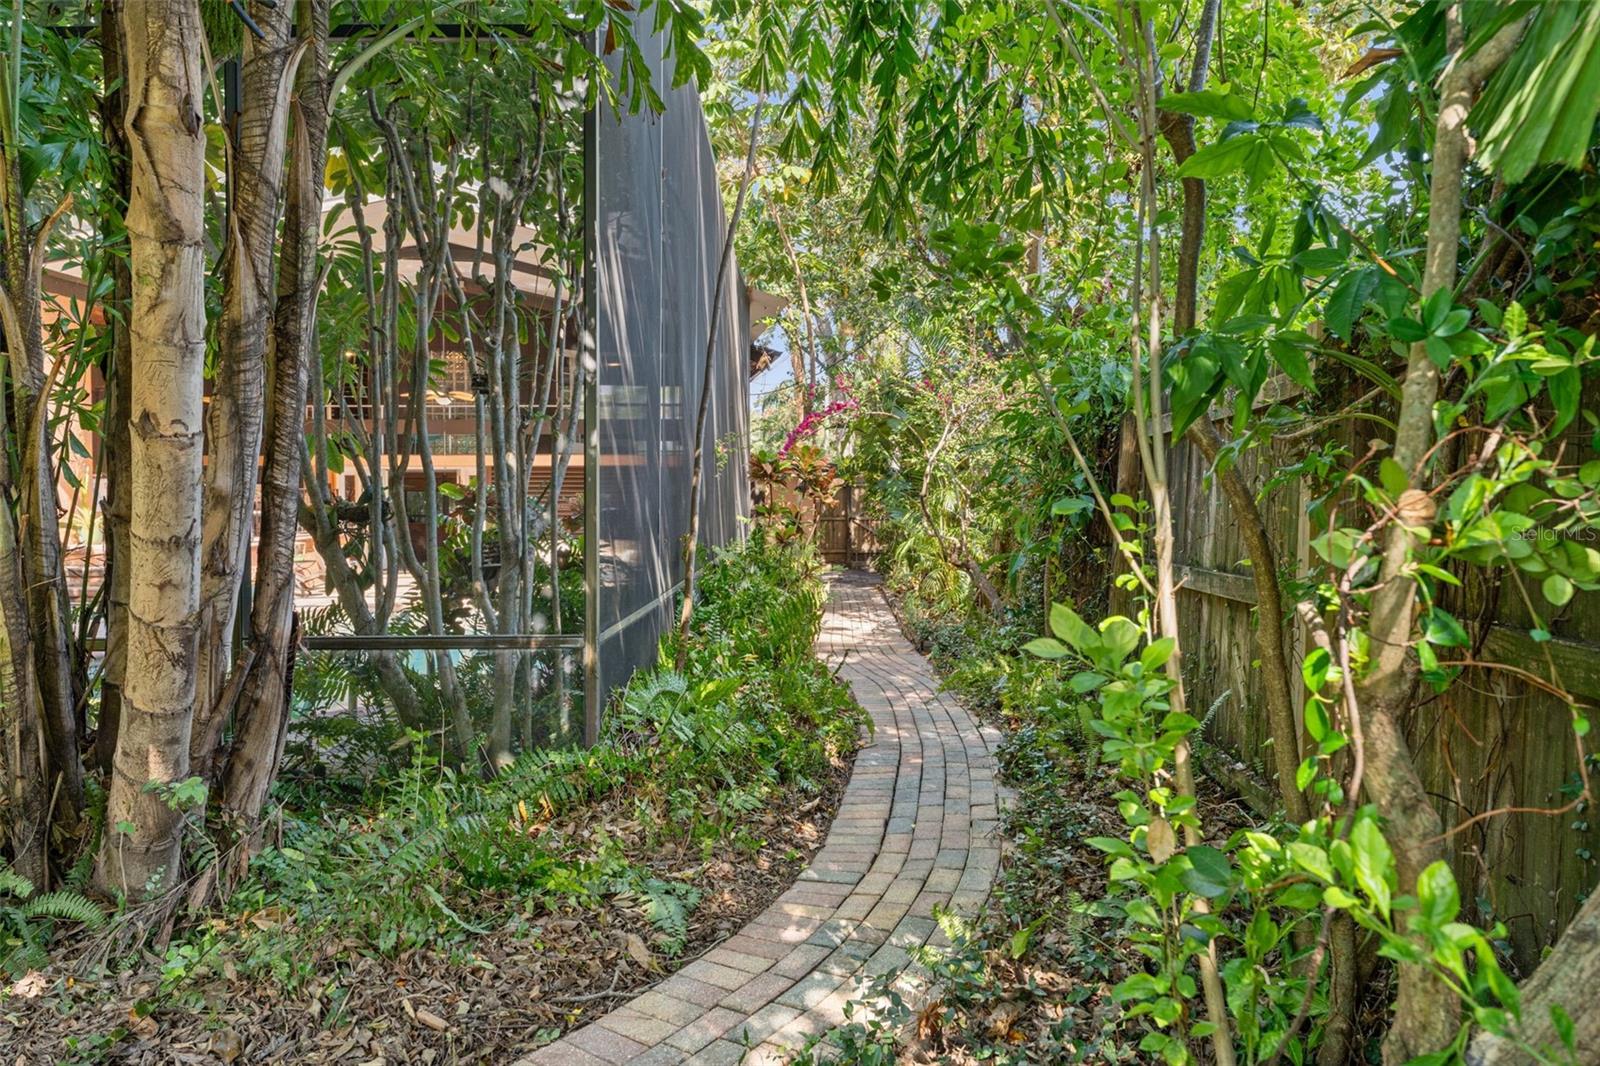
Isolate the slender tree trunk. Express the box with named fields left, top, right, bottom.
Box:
left=96, top=0, right=208, bottom=898
left=1152, top=5, right=1344, bottom=1050
left=0, top=496, right=46, bottom=885
left=192, top=3, right=302, bottom=774
left=1122, top=14, right=1236, bottom=1065
left=675, top=98, right=763, bottom=670
left=769, top=200, right=818, bottom=416
left=218, top=0, right=332, bottom=853
left=0, top=156, right=75, bottom=888
left=1357, top=15, right=1527, bottom=1062
left=96, top=0, right=133, bottom=779
left=1, top=184, right=83, bottom=841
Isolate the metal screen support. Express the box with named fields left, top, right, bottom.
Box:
left=581, top=50, right=602, bottom=749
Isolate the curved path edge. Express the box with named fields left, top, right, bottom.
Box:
left=516, top=571, right=1010, bottom=1066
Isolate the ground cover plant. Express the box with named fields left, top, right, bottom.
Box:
left=1, top=538, right=864, bottom=1062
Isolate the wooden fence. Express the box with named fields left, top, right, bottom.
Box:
left=1169, top=397, right=1600, bottom=972
left=766, top=482, right=880, bottom=566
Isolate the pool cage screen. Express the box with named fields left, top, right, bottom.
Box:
left=297, top=20, right=751, bottom=753
left=582, top=27, right=752, bottom=742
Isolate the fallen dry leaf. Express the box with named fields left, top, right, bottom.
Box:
left=8, top=972, right=46, bottom=999
left=624, top=932, right=657, bottom=972
left=415, top=1008, right=450, bottom=1033
left=207, top=1028, right=243, bottom=1063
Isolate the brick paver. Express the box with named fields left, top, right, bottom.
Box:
left=515, top=571, right=1009, bottom=1066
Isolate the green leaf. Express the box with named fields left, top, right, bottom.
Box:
left=1161, top=89, right=1254, bottom=122
left=1049, top=603, right=1099, bottom=654
left=1388, top=317, right=1429, bottom=343
left=1174, top=133, right=1267, bottom=180
left=1022, top=637, right=1069, bottom=660
left=1325, top=268, right=1378, bottom=341
left=1304, top=699, right=1331, bottom=743
left=1292, top=246, right=1347, bottom=275
left=1168, top=343, right=1222, bottom=439
left=1098, top=617, right=1142, bottom=666
left=1301, top=647, right=1332, bottom=691
left=1052, top=495, right=1094, bottom=517
left=1268, top=335, right=1314, bottom=390
left=1070, top=670, right=1108, bottom=693
left=1422, top=608, right=1470, bottom=648
left=1181, top=845, right=1234, bottom=899
left=1549, top=367, right=1581, bottom=435
left=1085, top=836, right=1138, bottom=859
left=1551, top=1004, right=1576, bottom=1051
left=1378, top=457, right=1408, bottom=498
left=1323, top=885, right=1360, bottom=909
left=1503, top=302, right=1528, bottom=338
left=1350, top=818, right=1395, bottom=918
left=1288, top=841, right=1334, bottom=883
left=1141, top=637, right=1177, bottom=671
left=1542, top=573, right=1573, bottom=607
left=1416, top=861, right=1460, bottom=926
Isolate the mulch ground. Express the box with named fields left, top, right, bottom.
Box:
left=0, top=748, right=857, bottom=1065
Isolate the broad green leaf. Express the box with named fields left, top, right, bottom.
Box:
left=1268, top=335, right=1314, bottom=390
left=1098, top=617, right=1142, bottom=666
left=1161, top=89, right=1253, bottom=122
left=1422, top=609, right=1470, bottom=648
left=1022, top=637, right=1069, bottom=660
left=1304, top=698, right=1331, bottom=743
left=1542, top=573, right=1573, bottom=606
left=1350, top=818, right=1394, bottom=918
left=1181, top=845, right=1234, bottom=899
left=1416, top=861, right=1460, bottom=926
left=1174, top=133, right=1265, bottom=180
left=1288, top=841, right=1334, bottom=883
left=1049, top=603, right=1099, bottom=654
left=1141, top=637, right=1177, bottom=671
left=1379, top=457, right=1408, bottom=498
left=1325, top=267, right=1378, bottom=341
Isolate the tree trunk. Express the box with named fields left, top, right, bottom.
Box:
left=1, top=172, right=84, bottom=845
left=1355, top=15, right=1527, bottom=1062
left=96, top=0, right=133, bottom=780
left=192, top=2, right=302, bottom=774
left=218, top=0, right=332, bottom=851
left=1465, top=885, right=1600, bottom=1066
left=0, top=500, right=47, bottom=885
left=96, top=0, right=208, bottom=898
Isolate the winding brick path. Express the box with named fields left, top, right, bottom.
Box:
left=516, top=572, right=1008, bottom=1066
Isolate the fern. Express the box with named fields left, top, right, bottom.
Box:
left=23, top=891, right=105, bottom=930
left=0, top=868, right=32, bottom=899
left=613, top=875, right=701, bottom=953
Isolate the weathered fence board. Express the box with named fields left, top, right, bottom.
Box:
left=1169, top=405, right=1600, bottom=972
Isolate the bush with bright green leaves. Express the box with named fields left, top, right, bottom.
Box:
left=1027, top=602, right=1579, bottom=1066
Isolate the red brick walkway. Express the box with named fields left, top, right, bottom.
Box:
left=516, top=572, right=1008, bottom=1065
